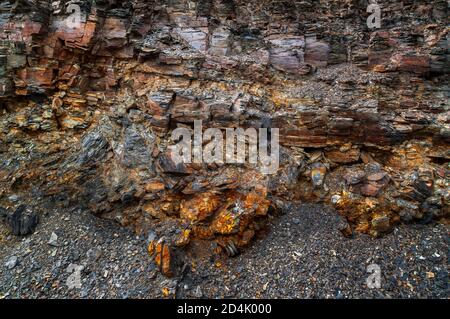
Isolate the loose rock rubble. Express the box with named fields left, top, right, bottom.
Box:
left=0, top=0, right=448, bottom=277
left=0, top=205, right=447, bottom=298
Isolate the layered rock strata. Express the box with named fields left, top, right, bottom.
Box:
left=0, top=0, right=448, bottom=276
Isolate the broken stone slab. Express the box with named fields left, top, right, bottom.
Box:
left=48, top=232, right=59, bottom=247
left=5, top=205, right=39, bottom=236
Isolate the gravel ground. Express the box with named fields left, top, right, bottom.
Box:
left=0, top=204, right=448, bottom=299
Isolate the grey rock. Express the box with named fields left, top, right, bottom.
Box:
left=5, top=256, right=18, bottom=270
left=121, top=126, right=154, bottom=168
left=193, top=285, right=203, bottom=298
left=86, top=247, right=102, bottom=262
left=76, top=131, right=109, bottom=166
left=5, top=205, right=39, bottom=236
left=8, top=194, right=19, bottom=202
left=48, top=232, right=59, bottom=246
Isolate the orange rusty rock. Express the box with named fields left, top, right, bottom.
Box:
left=244, top=192, right=270, bottom=216
left=191, top=225, right=215, bottom=240
left=161, top=244, right=172, bottom=276
left=239, top=229, right=256, bottom=246
left=180, top=192, right=221, bottom=222
left=175, top=229, right=191, bottom=247
left=326, top=148, right=361, bottom=164
left=361, top=183, right=384, bottom=197
left=153, top=240, right=173, bottom=277
left=154, top=241, right=163, bottom=261
left=370, top=213, right=392, bottom=236
left=355, top=221, right=370, bottom=233
left=160, top=201, right=180, bottom=216
left=52, top=97, right=63, bottom=110
left=142, top=202, right=165, bottom=219
left=147, top=240, right=156, bottom=256
left=211, top=204, right=241, bottom=235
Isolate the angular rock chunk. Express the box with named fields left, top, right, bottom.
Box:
left=5, top=205, right=39, bottom=236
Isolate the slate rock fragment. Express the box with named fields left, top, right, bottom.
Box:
left=5, top=205, right=39, bottom=236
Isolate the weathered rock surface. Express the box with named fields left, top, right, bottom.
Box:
left=4, top=205, right=39, bottom=236
left=0, top=0, right=448, bottom=276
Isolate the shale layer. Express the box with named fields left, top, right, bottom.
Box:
left=0, top=0, right=448, bottom=276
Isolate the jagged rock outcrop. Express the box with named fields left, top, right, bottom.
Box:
left=0, top=0, right=448, bottom=276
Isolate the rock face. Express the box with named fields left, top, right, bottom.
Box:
left=0, top=1, right=448, bottom=276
